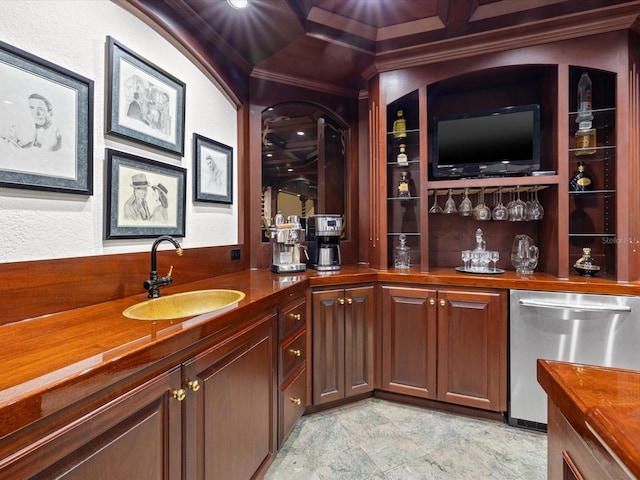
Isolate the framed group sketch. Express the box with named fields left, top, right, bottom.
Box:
left=106, top=36, right=186, bottom=155
left=0, top=40, right=93, bottom=194
left=105, top=149, right=186, bottom=239
left=193, top=133, right=233, bottom=204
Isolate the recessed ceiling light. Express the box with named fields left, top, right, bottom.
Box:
left=297, top=131, right=305, bottom=136
left=227, top=0, right=249, bottom=9
left=287, top=168, right=293, bottom=172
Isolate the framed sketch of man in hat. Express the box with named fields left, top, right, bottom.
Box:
left=105, top=149, right=186, bottom=239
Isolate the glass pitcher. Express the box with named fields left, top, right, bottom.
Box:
left=511, top=234, right=539, bottom=274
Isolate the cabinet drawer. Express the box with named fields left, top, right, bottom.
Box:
left=279, top=367, right=306, bottom=447
left=280, top=299, right=306, bottom=340
left=280, top=329, right=306, bottom=382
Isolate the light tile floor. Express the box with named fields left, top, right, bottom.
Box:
left=264, top=398, right=547, bottom=480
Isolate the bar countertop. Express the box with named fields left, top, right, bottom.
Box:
left=538, top=359, right=640, bottom=479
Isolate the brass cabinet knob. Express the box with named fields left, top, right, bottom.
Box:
left=187, top=380, right=200, bottom=392
left=290, top=397, right=302, bottom=406
left=289, top=348, right=302, bottom=357
left=290, top=313, right=302, bottom=321
left=429, top=298, right=435, bottom=305
left=338, top=298, right=345, bottom=305
left=440, top=299, right=446, bottom=307
left=172, top=388, right=186, bottom=402
left=346, top=298, right=353, bottom=305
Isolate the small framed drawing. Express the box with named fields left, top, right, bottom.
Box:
left=106, top=36, right=185, bottom=155
left=0, top=39, right=93, bottom=194
left=105, top=149, right=186, bottom=239
left=193, top=133, right=233, bottom=204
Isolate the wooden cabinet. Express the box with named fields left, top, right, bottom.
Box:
left=183, top=311, right=277, bottom=480
left=312, top=284, right=375, bottom=405
left=277, top=297, right=307, bottom=446
left=1, top=368, right=184, bottom=479
left=381, top=284, right=506, bottom=412
left=1, top=310, right=277, bottom=480
left=370, top=31, right=640, bottom=281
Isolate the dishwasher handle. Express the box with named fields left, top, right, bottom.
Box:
left=518, top=299, right=631, bottom=313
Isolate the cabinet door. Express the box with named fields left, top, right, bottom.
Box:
left=381, top=285, right=437, bottom=399
left=4, top=368, right=183, bottom=480
left=312, top=288, right=345, bottom=404
left=183, top=312, right=278, bottom=480
left=437, top=289, right=506, bottom=411
left=344, top=285, right=375, bottom=397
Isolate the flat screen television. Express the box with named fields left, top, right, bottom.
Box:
left=431, top=104, right=541, bottom=179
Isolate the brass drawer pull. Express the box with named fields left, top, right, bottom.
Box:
left=289, top=348, right=302, bottom=357
left=429, top=298, right=435, bottom=305
left=172, top=389, right=186, bottom=402
left=346, top=298, right=353, bottom=305
left=440, top=299, right=446, bottom=307
left=338, top=298, right=345, bottom=305
left=290, top=313, right=302, bottom=321
left=187, top=380, right=200, bottom=392
left=290, top=397, right=302, bottom=406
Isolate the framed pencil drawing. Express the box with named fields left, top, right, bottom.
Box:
left=106, top=36, right=185, bottom=155
left=0, top=40, right=93, bottom=194
left=193, top=133, right=233, bottom=204
left=105, top=149, right=186, bottom=239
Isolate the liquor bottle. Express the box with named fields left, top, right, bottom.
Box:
left=392, top=107, right=407, bottom=141
left=396, top=143, right=408, bottom=167
left=575, top=121, right=596, bottom=155
left=576, top=72, right=593, bottom=122
left=569, top=161, right=594, bottom=191
left=575, top=72, right=596, bottom=155
left=398, top=171, right=410, bottom=197
left=394, top=234, right=410, bottom=270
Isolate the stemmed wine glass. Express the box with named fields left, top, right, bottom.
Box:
left=508, top=185, right=527, bottom=221
left=527, top=186, right=544, bottom=220
left=491, top=251, right=500, bottom=272
left=461, top=250, right=471, bottom=270
left=429, top=190, right=444, bottom=214
left=458, top=188, right=473, bottom=217
left=492, top=187, right=509, bottom=221
left=473, top=189, right=491, bottom=221
left=444, top=188, right=457, bottom=214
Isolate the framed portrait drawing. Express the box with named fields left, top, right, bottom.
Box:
left=0, top=40, right=93, bottom=194
left=193, top=133, right=233, bottom=204
left=105, top=149, right=186, bottom=239
left=106, top=36, right=185, bottom=155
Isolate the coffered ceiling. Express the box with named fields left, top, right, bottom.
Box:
left=133, top=0, right=640, bottom=97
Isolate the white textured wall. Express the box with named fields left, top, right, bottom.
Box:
left=0, top=0, right=239, bottom=262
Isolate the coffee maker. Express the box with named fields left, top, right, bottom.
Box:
left=269, top=215, right=307, bottom=273
left=307, top=214, right=342, bottom=271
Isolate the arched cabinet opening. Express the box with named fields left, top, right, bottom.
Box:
left=261, top=102, right=348, bottom=241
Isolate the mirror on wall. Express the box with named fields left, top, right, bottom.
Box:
left=261, top=102, right=347, bottom=241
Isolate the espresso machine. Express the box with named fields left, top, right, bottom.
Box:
left=269, top=215, right=307, bottom=273
left=307, top=214, right=342, bottom=271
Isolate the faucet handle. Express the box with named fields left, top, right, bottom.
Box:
left=167, top=265, right=174, bottom=277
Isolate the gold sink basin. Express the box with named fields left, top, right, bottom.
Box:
left=123, top=289, right=245, bottom=320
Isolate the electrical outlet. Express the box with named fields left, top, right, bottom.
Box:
left=230, top=249, right=241, bottom=260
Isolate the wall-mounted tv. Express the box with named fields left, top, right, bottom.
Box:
left=431, top=104, right=540, bottom=179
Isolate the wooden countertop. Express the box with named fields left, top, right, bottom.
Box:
left=3, top=264, right=640, bottom=443
left=538, top=359, right=640, bottom=478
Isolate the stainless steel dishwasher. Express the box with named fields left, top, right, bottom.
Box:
left=509, top=289, right=640, bottom=429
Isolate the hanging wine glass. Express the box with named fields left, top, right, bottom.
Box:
left=473, top=189, right=491, bottom=221
left=444, top=188, right=457, bottom=214
left=458, top=188, right=473, bottom=217
left=527, top=186, right=544, bottom=220
left=509, top=185, right=527, bottom=221
left=492, top=187, right=509, bottom=221
left=429, top=190, right=444, bottom=214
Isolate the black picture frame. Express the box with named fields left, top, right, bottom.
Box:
left=0, top=40, right=93, bottom=194
left=105, top=149, right=186, bottom=239
left=106, top=36, right=185, bottom=156
left=193, top=133, right=233, bottom=204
